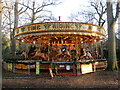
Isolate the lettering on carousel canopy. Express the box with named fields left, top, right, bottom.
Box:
left=26, top=24, right=75, bottom=31
left=52, top=24, right=74, bottom=29
left=16, top=23, right=105, bottom=34
left=28, top=25, right=41, bottom=31
left=19, top=24, right=79, bottom=32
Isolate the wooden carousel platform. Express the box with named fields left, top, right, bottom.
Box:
left=3, top=59, right=107, bottom=77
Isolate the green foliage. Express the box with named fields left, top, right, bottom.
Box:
left=2, top=34, right=11, bottom=60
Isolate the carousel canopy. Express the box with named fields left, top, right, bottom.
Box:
left=14, top=22, right=106, bottom=45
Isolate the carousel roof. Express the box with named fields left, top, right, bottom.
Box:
left=14, top=22, right=106, bottom=45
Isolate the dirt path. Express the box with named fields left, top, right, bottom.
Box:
left=2, top=69, right=119, bottom=89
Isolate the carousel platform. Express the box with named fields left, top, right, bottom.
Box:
left=3, top=59, right=107, bottom=77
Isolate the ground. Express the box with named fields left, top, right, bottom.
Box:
left=2, top=69, right=119, bottom=89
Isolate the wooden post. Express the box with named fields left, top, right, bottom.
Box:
left=12, top=63, right=16, bottom=72
left=28, top=64, right=30, bottom=75
left=76, top=64, right=81, bottom=75
left=92, top=62, right=96, bottom=72
left=54, top=64, right=58, bottom=75
left=93, top=62, right=96, bottom=72
left=73, top=64, right=76, bottom=74
left=49, top=68, right=54, bottom=78
left=49, top=64, right=54, bottom=78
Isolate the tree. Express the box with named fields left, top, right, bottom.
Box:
left=106, top=0, right=119, bottom=71
left=3, top=1, right=15, bottom=56
left=2, top=1, right=13, bottom=35
left=19, top=0, right=61, bottom=24
left=0, top=1, right=3, bottom=62
left=69, top=0, right=107, bottom=58
left=69, top=0, right=107, bottom=27
left=2, top=0, right=28, bottom=57
left=2, top=34, right=11, bottom=60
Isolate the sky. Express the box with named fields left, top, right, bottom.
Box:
left=48, top=0, right=89, bottom=21
left=48, top=0, right=119, bottom=37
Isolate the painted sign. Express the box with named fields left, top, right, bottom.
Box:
left=36, top=61, right=40, bottom=75
left=8, top=63, right=12, bottom=71
left=81, top=63, right=93, bottom=74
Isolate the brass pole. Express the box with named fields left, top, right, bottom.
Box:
left=76, top=36, right=79, bottom=61
left=48, top=36, right=50, bottom=61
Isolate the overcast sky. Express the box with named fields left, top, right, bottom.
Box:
left=48, top=0, right=118, bottom=33
left=48, top=0, right=89, bottom=21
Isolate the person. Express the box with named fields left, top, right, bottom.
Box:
left=86, top=47, right=90, bottom=53
left=21, top=49, right=28, bottom=59
left=49, top=46, right=59, bottom=61
left=41, top=45, right=48, bottom=60
left=86, top=51, right=93, bottom=59
left=80, top=48, right=87, bottom=59
left=41, top=45, right=48, bottom=53
left=28, top=45, right=36, bottom=58
left=70, top=50, right=76, bottom=61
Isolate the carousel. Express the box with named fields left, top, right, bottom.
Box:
left=3, top=22, right=107, bottom=77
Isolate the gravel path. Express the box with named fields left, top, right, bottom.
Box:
left=2, top=69, right=119, bottom=89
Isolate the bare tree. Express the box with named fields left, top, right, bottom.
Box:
left=2, top=1, right=13, bottom=35
left=2, top=1, right=14, bottom=57
left=106, top=0, right=119, bottom=71
left=69, top=0, right=107, bottom=58
left=90, top=0, right=107, bottom=27
left=2, top=0, right=28, bottom=57
left=19, top=0, right=61, bottom=24
left=69, top=0, right=107, bottom=27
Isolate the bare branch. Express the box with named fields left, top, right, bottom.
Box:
left=101, top=19, right=106, bottom=27
left=18, top=7, right=23, bottom=12
left=91, top=1, right=101, bottom=16
left=18, top=7, right=28, bottom=15
left=93, top=17, right=99, bottom=23
left=19, top=3, right=33, bottom=10
left=114, top=1, right=120, bottom=22
left=35, top=3, right=54, bottom=14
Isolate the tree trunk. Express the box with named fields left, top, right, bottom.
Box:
left=11, top=0, right=19, bottom=57
left=0, top=2, right=3, bottom=61
left=106, top=0, right=119, bottom=70
left=107, top=22, right=118, bottom=70
left=0, top=3, right=2, bottom=89
left=31, top=1, right=35, bottom=24
left=11, top=32, right=16, bottom=57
